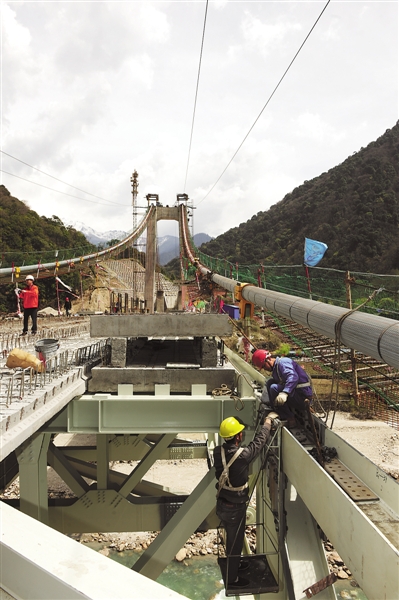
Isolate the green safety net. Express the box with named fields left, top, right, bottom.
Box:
left=192, top=249, right=399, bottom=321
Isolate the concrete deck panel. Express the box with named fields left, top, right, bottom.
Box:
left=90, top=313, right=233, bottom=338
left=1, top=502, right=186, bottom=600
left=88, top=365, right=236, bottom=394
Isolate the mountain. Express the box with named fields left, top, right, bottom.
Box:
left=67, top=221, right=129, bottom=246
left=0, top=187, right=96, bottom=312
left=68, top=223, right=212, bottom=266
left=0, top=191, right=93, bottom=257
left=157, top=233, right=213, bottom=266
left=199, top=122, right=399, bottom=274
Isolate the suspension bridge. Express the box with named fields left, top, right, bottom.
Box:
left=0, top=198, right=398, bottom=600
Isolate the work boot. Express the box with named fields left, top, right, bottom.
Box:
left=20, top=332, right=27, bottom=336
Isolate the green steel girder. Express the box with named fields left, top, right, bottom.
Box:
left=58, top=439, right=208, bottom=462
left=47, top=488, right=219, bottom=534
left=282, top=429, right=399, bottom=600
left=118, top=434, right=175, bottom=498
left=16, top=433, right=51, bottom=524
left=62, top=456, right=179, bottom=497
left=66, top=394, right=257, bottom=434
left=47, top=442, right=90, bottom=497
left=132, top=468, right=217, bottom=580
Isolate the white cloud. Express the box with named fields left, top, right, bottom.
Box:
left=1, top=4, right=37, bottom=106
left=241, top=12, right=302, bottom=57
left=212, top=0, right=229, bottom=10
left=319, top=15, right=341, bottom=42
left=293, top=113, right=347, bottom=144
left=138, top=3, right=170, bottom=43
left=1, top=0, right=397, bottom=243
left=119, top=55, right=155, bottom=91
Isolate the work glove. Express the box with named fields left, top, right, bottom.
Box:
left=267, top=412, right=279, bottom=420
left=264, top=412, right=279, bottom=428
left=254, top=388, right=262, bottom=401
left=14, top=288, right=21, bottom=295
left=275, top=392, right=288, bottom=406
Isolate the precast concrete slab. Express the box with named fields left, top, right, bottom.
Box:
left=0, top=370, right=85, bottom=462
left=88, top=365, right=236, bottom=393
left=1, top=502, right=187, bottom=600
left=90, top=313, right=233, bottom=338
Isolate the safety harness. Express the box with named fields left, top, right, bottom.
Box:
left=217, top=447, right=249, bottom=497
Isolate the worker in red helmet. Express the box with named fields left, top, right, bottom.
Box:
left=18, top=275, right=39, bottom=336
left=214, top=413, right=278, bottom=590
left=252, top=349, right=312, bottom=427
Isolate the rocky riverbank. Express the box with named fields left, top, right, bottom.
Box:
left=72, top=526, right=353, bottom=581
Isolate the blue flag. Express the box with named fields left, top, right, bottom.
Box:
left=304, top=238, right=328, bottom=267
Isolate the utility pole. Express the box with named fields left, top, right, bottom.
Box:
left=131, top=171, right=139, bottom=310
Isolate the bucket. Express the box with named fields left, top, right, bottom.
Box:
left=35, top=339, right=60, bottom=363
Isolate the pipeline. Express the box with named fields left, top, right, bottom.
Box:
left=178, top=205, right=399, bottom=370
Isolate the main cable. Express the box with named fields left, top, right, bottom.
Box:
left=0, top=169, right=129, bottom=207
left=197, top=0, right=331, bottom=206
left=0, top=150, right=129, bottom=207
left=183, top=0, right=209, bottom=193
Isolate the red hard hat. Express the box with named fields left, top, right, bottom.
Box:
left=252, top=349, right=271, bottom=369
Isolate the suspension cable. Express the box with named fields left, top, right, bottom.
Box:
left=0, top=151, right=128, bottom=206
left=197, top=0, right=331, bottom=206
left=0, top=169, right=129, bottom=207
left=183, top=0, right=209, bottom=193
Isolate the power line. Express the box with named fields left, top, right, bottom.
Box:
left=0, top=169, right=129, bottom=207
left=183, top=0, right=209, bottom=193
left=0, top=150, right=129, bottom=206
left=197, top=0, right=331, bottom=206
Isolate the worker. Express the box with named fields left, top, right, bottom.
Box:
left=64, top=296, right=72, bottom=317
left=18, top=275, right=39, bottom=336
left=252, top=349, right=312, bottom=427
left=214, top=413, right=278, bottom=590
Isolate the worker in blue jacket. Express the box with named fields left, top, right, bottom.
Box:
left=252, top=349, right=312, bottom=427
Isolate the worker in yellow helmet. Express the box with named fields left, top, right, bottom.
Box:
left=214, top=412, right=278, bottom=590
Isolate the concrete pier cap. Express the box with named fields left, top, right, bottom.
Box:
left=90, top=313, right=233, bottom=338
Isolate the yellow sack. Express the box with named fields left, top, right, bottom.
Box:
left=6, top=348, right=45, bottom=372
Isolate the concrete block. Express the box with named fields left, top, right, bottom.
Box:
left=90, top=313, right=233, bottom=338
left=156, top=291, right=165, bottom=313
left=201, top=338, right=218, bottom=367
left=110, top=338, right=127, bottom=368
left=88, top=366, right=236, bottom=394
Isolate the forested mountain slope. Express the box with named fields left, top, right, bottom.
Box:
left=0, top=187, right=95, bottom=312
left=0, top=186, right=92, bottom=255
left=200, top=122, right=399, bottom=274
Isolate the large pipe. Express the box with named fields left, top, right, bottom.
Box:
left=178, top=206, right=399, bottom=369
left=211, top=273, right=399, bottom=369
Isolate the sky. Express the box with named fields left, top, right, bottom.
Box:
left=1, top=0, right=398, bottom=243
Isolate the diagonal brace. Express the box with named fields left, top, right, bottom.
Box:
left=132, top=467, right=216, bottom=580
left=119, top=434, right=175, bottom=498
left=47, top=442, right=90, bottom=497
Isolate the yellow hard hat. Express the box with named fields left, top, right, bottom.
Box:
left=219, top=416, right=245, bottom=439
